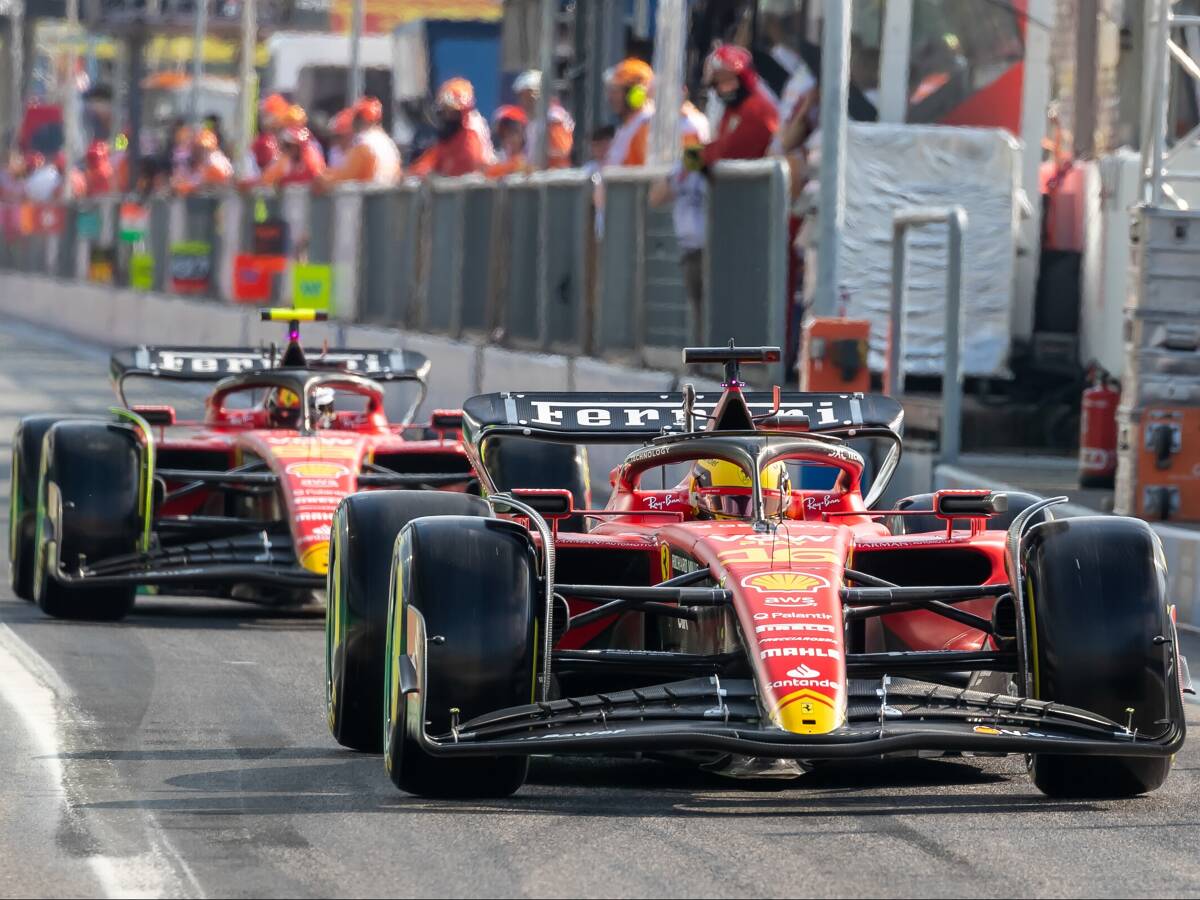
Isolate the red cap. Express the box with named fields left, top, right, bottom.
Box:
left=705, top=44, right=758, bottom=90
left=355, top=96, right=384, bottom=125
left=492, top=104, right=529, bottom=127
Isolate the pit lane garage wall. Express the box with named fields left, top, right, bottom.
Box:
left=936, top=461, right=1200, bottom=632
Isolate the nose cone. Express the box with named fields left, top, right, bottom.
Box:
left=773, top=689, right=841, bottom=735
left=300, top=542, right=330, bottom=575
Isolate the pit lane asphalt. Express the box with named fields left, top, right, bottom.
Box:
left=0, top=317, right=1199, bottom=900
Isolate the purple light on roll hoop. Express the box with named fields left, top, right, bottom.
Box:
left=289, top=329, right=300, bottom=342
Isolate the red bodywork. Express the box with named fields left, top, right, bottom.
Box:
left=140, top=375, right=471, bottom=584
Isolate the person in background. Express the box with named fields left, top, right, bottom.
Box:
left=512, top=69, right=575, bottom=168
left=169, top=119, right=193, bottom=179
left=262, top=125, right=326, bottom=186
left=320, top=97, right=401, bottom=186
left=172, top=128, right=233, bottom=194
left=280, top=105, right=326, bottom=178
left=701, top=45, right=778, bottom=166
left=22, top=152, right=61, bottom=202
left=253, top=94, right=289, bottom=173
left=585, top=125, right=615, bottom=179
left=603, top=58, right=655, bottom=168
left=408, top=78, right=495, bottom=178
left=649, top=93, right=714, bottom=346
left=83, top=141, right=116, bottom=196
left=203, top=114, right=226, bottom=151
left=327, top=108, right=355, bottom=169
left=485, top=105, right=529, bottom=178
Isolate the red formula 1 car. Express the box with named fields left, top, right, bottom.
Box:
left=327, top=345, right=1192, bottom=799
left=9, top=310, right=478, bottom=621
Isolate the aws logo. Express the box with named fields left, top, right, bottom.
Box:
left=741, top=571, right=831, bottom=594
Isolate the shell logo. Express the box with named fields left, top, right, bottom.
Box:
left=741, top=571, right=831, bottom=594
left=286, top=462, right=350, bottom=479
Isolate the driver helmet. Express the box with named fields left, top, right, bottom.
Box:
left=689, top=459, right=792, bottom=519
left=311, top=386, right=336, bottom=429
left=267, top=387, right=302, bottom=428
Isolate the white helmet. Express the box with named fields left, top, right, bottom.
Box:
left=513, top=69, right=543, bottom=96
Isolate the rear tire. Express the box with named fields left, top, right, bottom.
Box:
left=384, top=516, right=538, bottom=798
left=1023, top=516, right=1182, bottom=798
left=34, top=421, right=141, bottom=621
left=10, top=416, right=69, bottom=600
left=326, top=491, right=491, bottom=753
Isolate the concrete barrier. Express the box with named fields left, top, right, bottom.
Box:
left=478, top=346, right=571, bottom=394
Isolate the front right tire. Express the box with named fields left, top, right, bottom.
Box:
left=384, top=515, right=538, bottom=798
left=1023, top=516, right=1184, bottom=798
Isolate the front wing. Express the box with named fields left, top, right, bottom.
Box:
left=408, top=676, right=1185, bottom=761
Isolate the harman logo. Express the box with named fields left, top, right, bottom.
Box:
left=742, top=572, right=831, bottom=594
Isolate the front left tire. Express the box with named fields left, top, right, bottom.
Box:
left=34, top=421, right=141, bottom=621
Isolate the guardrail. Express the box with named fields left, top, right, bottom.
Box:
left=0, top=160, right=791, bottom=378
left=888, top=205, right=969, bottom=464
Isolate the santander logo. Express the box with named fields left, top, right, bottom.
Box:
left=786, top=664, right=821, bottom=679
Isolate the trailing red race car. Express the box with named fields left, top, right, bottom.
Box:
left=327, top=344, right=1192, bottom=799
left=9, top=309, right=485, bottom=621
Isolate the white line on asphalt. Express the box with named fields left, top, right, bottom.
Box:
left=0, top=623, right=205, bottom=899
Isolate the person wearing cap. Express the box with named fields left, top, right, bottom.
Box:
left=648, top=89, right=714, bottom=346
left=408, top=78, right=495, bottom=178
left=320, top=96, right=402, bottom=186
left=327, top=108, right=355, bottom=169
left=700, top=45, right=779, bottom=167
left=485, top=105, right=529, bottom=178
left=603, top=58, right=655, bottom=168
left=513, top=69, right=575, bottom=169
left=262, top=125, right=326, bottom=187
left=83, top=141, right=116, bottom=196
left=172, top=128, right=233, bottom=194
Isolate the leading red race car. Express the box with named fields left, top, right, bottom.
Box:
left=327, top=344, right=1192, bottom=800
left=9, top=309, right=481, bottom=620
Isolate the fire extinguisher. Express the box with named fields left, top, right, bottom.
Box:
left=1079, top=365, right=1120, bottom=489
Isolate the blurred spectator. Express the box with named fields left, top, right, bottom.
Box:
left=513, top=69, right=575, bottom=168
left=649, top=96, right=714, bottom=346
left=172, top=129, right=233, bottom=194
left=585, top=125, right=615, bottom=178
left=701, top=45, right=778, bottom=166
left=263, top=125, right=326, bottom=186
left=327, top=108, right=355, bottom=169
left=603, top=58, right=655, bottom=167
left=84, top=141, right=116, bottom=196
left=408, top=78, right=495, bottom=178
left=170, top=120, right=193, bottom=179
left=320, top=97, right=402, bottom=186
left=204, top=114, right=226, bottom=151
left=486, top=105, right=529, bottom=178
left=23, top=152, right=61, bottom=202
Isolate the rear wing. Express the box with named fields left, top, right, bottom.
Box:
left=462, top=391, right=904, bottom=444
left=110, top=346, right=432, bottom=384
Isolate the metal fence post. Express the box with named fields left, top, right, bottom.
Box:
left=888, top=205, right=969, bottom=464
